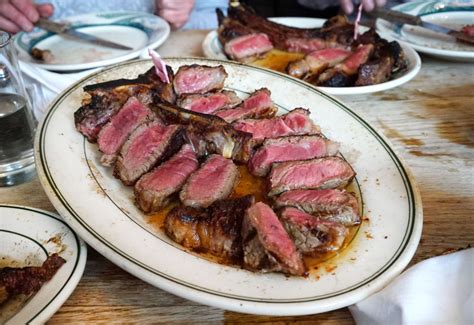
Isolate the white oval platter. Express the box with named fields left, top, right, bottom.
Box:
left=35, top=58, right=422, bottom=316
left=0, top=205, right=87, bottom=324
left=202, top=17, right=421, bottom=95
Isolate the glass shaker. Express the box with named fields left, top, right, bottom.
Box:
left=0, top=31, right=37, bottom=186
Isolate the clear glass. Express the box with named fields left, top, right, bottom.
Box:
left=0, top=31, right=37, bottom=186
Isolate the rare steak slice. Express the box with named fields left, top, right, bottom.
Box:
left=274, top=189, right=360, bottom=226
left=173, top=64, right=228, bottom=95
left=249, top=135, right=339, bottom=177
left=233, top=108, right=320, bottom=142
left=114, top=121, right=184, bottom=186
left=134, top=144, right=199, bottom=213
left=216, top=88, right=277, bottom=123
left=180, top=154, right=239, bottom=208
left=164, top=195, right=254, bottom=261
left=177, top=90, right=242, bottom=114
left=97, top=97, right=154, bottom=166
left=268, top=157, right=355, bottom=196
left=279, top=207, right=348, bottom=254
left=242, top=202, right=305, bottom=276
left=224, top=33, right=274, bottom=60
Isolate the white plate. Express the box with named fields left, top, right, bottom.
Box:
left=35, top=58, right=423, bottom=316
left=0, top=205, right=87, bottom=324
left=376, top=0, right=474, bottom=62
left=14, top=12, right=170, bottom=71
left=202, top=17, right=421, bottom=95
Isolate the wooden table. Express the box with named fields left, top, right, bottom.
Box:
left=1, top=30, right=473, bottom=324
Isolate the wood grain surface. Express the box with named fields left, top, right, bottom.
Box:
left=1, top=30, right=473, bottom=324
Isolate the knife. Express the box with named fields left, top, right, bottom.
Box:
left=371, top=7, right=474, bottom=45
left=36, top=18, right=134, bottom=50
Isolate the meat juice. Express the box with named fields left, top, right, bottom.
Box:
left=147, top=164, right=362, bottom=275
left=252, top=49, right=305, bottom=73
left=0, top=93, right=35, bottom=163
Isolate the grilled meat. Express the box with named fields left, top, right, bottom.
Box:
left=180, top=154, right=239, bottom=208
left=97, top=97, right=155, bottom=166
left=249, top=135, right=339, bottom=177
left=279, top=207, right=348, bottom=255
left=267, top=157, right=356, bottom=196
left=177, top=90, right=242, bottom=114
left=242, top=202, right=306, bottom=276
left=216, top=88, right=277, bottom=123
left=224, top=33, right=274, bottom=60
left=134, top=144, right=198, bottom=213
left=173, top=65, right=227, bottom=95
left=165, top=195, right=255, bottom=261
left=274, top=189, right=360, bottom=226
left=114, top=121, right=185, bottom=186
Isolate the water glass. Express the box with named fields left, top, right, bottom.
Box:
left=0, top=31, right=37, bottom=186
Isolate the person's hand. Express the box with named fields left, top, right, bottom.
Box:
left=155, top=0, right=195, bottom=29
left=0, top=0, right=53, bottom=34
left=340, top=0, right=387, bottom=15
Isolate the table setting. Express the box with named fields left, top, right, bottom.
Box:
left=0, top=2, right=473, bottom=323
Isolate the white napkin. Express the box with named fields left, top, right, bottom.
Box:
left=19, top=62, right=99, bottom=121
left=350, top=248, right=474, bottom=325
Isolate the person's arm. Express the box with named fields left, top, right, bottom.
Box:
left=339, top=0, right=387, bottom=14
left=155, top=0, right=195, bottom=30
left=0, top=0, right=53, bottom=34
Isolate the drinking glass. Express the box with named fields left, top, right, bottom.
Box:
left=0, top=31, right=37, bottom=186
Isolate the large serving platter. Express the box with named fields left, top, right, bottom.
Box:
left=202, top=17, right=421, bottom=95
left=35, top=58, right=422, bottom=316
left=0, top=205, right=87, bottom=324
left=15, top=11, right=170, bottom=71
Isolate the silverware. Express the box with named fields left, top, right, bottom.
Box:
left=371, top=7, right=474, bottom=45
left=36, top=18, right=134, bottom=51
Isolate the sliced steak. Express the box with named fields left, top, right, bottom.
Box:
left=177, top=90, right=242, bottom=114
left=97, top=97, right=154, bottom=166
left=232, top=108, right=320, bottom=142
left=224, top=33, right=274, bottom=60
left=114, top=121, right=184, bottom=185
left=173, top=64, right=227, bottom=95
left=249, top=135, right=339, bottom=177
left=216, top=88, right=277, bottom=123
left=284, top=37, right=327, bottom=53
left=134, top=144, right=198, bottom=213
left=267, top=157, right=356, bottom=196
left=242, top=202, right=305, bottom=276
left=287, top=48, right=351, bottom=79
left=180, top=154, right=239, bottom=208
left=74, top=66, right=175, bottom=142
left=164, top=195, right=254, bottom=261
left=279, top=207, right=348, bottom=255
left=274, top=189, right=360, bottom=226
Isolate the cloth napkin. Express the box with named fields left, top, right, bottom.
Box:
left=350, top=248, right=473, bottom=324
left=19, top=62, right=99, bottom=121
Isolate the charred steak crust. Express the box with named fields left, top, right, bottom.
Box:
left=165, top=195, right=255, bottom=260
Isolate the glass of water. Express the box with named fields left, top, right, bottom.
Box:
left=0, top=31, right=37, bottom=186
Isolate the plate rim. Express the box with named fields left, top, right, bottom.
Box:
left=0, top=204, right=87, bottom=324
left=14, top=11, right=170, bottom=71
left=202, top=17, right=422, bottom=95
left=34, top=57, right=423, bottom=315
left=375, top=0, right=474, bottom=61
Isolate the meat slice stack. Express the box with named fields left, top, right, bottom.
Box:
left=180, top=154, right=239, bottom=208
left=135, top=144, right=199, bottom=213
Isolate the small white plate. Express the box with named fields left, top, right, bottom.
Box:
left=0, top=205, right=87, bottom=324
left=14, top=12, right=170, bottom=71
left=202, top=17, right=421, bottom=95
left=35, top=58, right=423, bottom=316
left=376, top=0, right=474, bottom=62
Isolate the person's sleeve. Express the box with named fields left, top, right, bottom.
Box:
left=181, top=0, right=228, bottom=30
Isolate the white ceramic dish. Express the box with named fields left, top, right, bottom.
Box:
left=35, top=58, right=423, bottom=316
left=14, top=12, right=170, bottom=71
left=202, top=17, right=421, bottom=95
left=0, top=205, right=87, bottom=324
left=376, top=0, right=474, bottom=62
